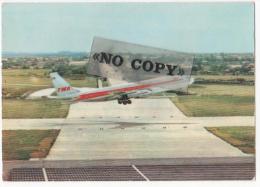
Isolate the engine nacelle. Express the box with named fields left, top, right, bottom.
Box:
left=127, top=89, right=152, bottom=98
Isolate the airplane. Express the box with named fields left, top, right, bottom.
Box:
left=49, top=72, right=192, bottom=105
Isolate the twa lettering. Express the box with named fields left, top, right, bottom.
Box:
left=58, top=86, right=71, bottom=92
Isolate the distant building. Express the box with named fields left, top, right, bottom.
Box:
left=229, top=64, right=242, bottom=68
left=2, top=58, right=8, bottom=63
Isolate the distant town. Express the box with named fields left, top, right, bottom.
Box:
left=2, top=52, right=254, bottom=76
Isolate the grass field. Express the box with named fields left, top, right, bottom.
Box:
left=188, top=84, right=254, bottom=97
left=2, top=69, right=99, bottom=98
left=172, top=95, right=254, bottom=116
left=194, top=75, right=255, bottom=81
left=3, top=130, right=60, bottom=160
left=2, top=69, right=49, bottom=77
left=3, top=99, right=70, bottom=118
left=171, top=80, right=255, bottom=117
left=206, top=126, right=255, bottom=154
left=2, top=69, right=104, bottom=118
left=2, top=69, right=50, bottom=98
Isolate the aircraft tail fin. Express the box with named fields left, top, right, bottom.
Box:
left=50, top=72, right=79, bottom=98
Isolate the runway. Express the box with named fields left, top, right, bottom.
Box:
left=46, top=123, right=249, bottom=160
left=3, top=78, right=254, bottom=160
left=67, top=98, right=186, bottom=118
left=3, top=98, right=254, bottom=160
left=3, top=91, right=255, bottom=180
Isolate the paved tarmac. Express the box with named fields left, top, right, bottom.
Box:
left=46, top=122, right=249, bottom=160
left=2, top=115, right=254, bottom=130
left=44, top=96, right=255, bottom=160
left=3, top=78, right=254, bottom=160
left=3, top=98, right=254, bottom=160
left=67, top=99, right=186, bottom=118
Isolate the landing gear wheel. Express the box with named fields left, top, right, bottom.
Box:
left=118, top=94, right=131, bottom=105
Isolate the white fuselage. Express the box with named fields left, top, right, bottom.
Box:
left=73, top=75, right=188, bottom=102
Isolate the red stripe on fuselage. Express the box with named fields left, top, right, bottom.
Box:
left=76, top=77, right=180, bottom=101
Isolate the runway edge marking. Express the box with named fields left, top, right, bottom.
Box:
left=132, top=165, right=150, bottom=181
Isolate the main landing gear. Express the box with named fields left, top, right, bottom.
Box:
left=117, top=94, right=132, bottom=105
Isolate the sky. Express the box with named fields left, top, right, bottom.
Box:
left=2, top=2, right=255, bottom=53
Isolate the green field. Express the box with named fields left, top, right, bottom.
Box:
left=2, top=69, right=102, bottom=118
left=3, top=99, right=70, bottom=118
left=171, top=81, right=255, bottom=117
left=3, top=130, right=60, bottom=160
left=188, top=84, right=254, bottom=97
left=172, top=95, right=254, bottom=116
left=2, top=70, right=255, bottom=118
left=2, top=69, right=99, bottom=98
left=2, top=69, right=49, bottom=77
left=194, top=75, right=255, bottom=81
left=206, top=126, right=255, bottom=154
